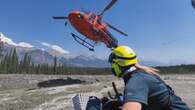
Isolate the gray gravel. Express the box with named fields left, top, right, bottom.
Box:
left=0, top=74, right=194, bottom=110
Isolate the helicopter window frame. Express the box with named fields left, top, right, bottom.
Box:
left=97, top=18, right=102, bottom=25
left=88, top=13, right=96, bottom=23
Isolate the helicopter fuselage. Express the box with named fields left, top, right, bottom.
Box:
left=68, top=11, right=117, bottom=48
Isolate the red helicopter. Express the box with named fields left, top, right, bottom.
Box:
left=53, top=0, right=128, bottom=51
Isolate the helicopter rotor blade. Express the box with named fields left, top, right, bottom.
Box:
left=192, top=0, right=195, bottom=9
left=53, top=16, right=69, bottom=27
left=105, top=22, right=128, bottom=36
left=99, top=0, right=118, bottom=16
left=53, top=16, right=68, bottom=20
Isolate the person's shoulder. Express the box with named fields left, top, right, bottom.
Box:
left=132, top=71, right=162, bottom=85
left=126, top=72, right=150, bottom=89
left=131, top=71, right=157, bottom=81
left=131, top=71, right=149, bottom=78
left=129, top=72, right=148, bottom=82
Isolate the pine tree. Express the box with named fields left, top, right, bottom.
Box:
left=11, top=48, right=19, bottom=73
left=53, top=56, right=57, bottom=74
left=7, top=49, right=13, bottom=73
left=0, top=42, right=3, bottom=59
left=26, top=54, right=31, bottom=73
left=20, top=52, right=31, bottom=73
left=30, top=62, right=35, bottom=74
left=36, top=64, right=41, bottom=74
left=0, top=42, right=4, bottom=73
left=1, top=53, right=8, bottom=73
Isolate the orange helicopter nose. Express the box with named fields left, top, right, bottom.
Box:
left=68, top=11, right=84, bottom=21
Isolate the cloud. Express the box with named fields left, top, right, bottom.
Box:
left=40, top=42, right=50, bottom=47
left=38, top=41, right=69, bottom=54
left=18, top=42, right=34, bottom=48
left=0, top=32, right=34, bottom=48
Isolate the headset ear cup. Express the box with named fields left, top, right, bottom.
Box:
left=112, top=63, right=122, bottom=77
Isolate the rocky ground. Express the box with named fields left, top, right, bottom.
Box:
left=0, top=74, right=194, bottom=110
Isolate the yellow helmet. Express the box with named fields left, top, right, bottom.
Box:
left=108, top=46, right=138, bottom=77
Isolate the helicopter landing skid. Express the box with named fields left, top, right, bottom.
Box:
left=71, top=33, right=95, bottom=51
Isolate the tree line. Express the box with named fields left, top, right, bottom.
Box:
left=0, top=43, right=194, bottom=75
left=0, top=43, right=111, bottom=75
left=157, top=64, right=195, bottom=74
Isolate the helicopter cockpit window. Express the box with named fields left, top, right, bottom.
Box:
left=89, top=13, right=96, bottom=23
left=77, top=14, right=84, bottom=20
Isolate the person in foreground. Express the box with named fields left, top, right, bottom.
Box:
left=108, top=46, right=191, bottom=110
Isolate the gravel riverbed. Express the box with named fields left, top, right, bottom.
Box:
left=0, top=74, right=194, bottom=110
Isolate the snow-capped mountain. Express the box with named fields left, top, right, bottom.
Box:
left=0, top=32, right=34, bottom=48
left=0, top=32, right=170, bottom=67
left=0, top=32, right=108, bottom=67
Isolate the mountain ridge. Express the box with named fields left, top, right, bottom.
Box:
left=0, top=32, right=174, bottom=67
left=0, top=32, right=109, bottom=67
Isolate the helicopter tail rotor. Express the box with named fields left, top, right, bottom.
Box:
left=105, top=22, right=128, bottom=36
left=99, top=0, right=118, bottom=16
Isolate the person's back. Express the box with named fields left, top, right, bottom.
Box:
left=124, top=71, right=191, bottom=110
left=107, top=46, right=192, bottom=110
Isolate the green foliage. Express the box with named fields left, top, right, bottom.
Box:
left=53, top=56, right=57, bottom=74
left=0, top=42, right=3, bottom=58
left=19, top=52, right=31, bottom=73
left=157, top=64, right=195, bottom=74
left=11, top=48, right=19, bottom=73
left=0, top=47, right=112, bottom=75
left=0, top=47, right=194, bottom=75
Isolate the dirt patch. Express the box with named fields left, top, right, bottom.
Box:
left=37, top=77, right=86, bottom=88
